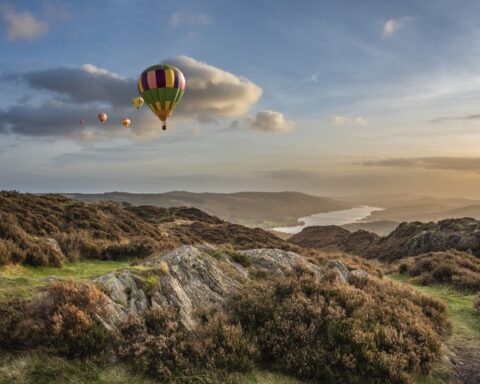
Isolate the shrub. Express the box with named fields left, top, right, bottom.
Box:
left=188, top=308, right=257, bottom=372
left=0, top=296, right=29, bottom=349
left=226, top=250, right=251, bottom=268
left=399, top=250, right=480, bottom=292
left=0, top=239, right=25, bottom=265
left=24, top=240, right=64, bottom=267
left=54, top=232, right=103, bottom=261
left=232, top=270, right=449, bottom=384
left=119, top=306, right=256, bottom=381
left=119, top=307, right=190, bottom=379
left=102, top=237, right=158, bottom=261
left=38, top=280, right=113, bottom=357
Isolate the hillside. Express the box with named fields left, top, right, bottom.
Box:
left=341, top=220, right=399, bottom=236
left=1, top=192, right=478, bottom=384
left=65, top=191, right=351, bottom=228
left=0, top=191, right=298, bottom=268
left=290, top=218, right=480, bottom=262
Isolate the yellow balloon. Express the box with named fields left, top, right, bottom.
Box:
left=131, top=97, right=144, bottom=110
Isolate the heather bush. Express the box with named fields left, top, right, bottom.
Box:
left=38, top=280, right=113, bottom=357
left=232, top=270, right=449, bottom=384
left=119, top=306, right=256, bottom=381
left=24, top=240, right=64, bottom=267
left=0, top=239, right=25, bottom=265
left=399, top=250, right=480, bottom=292
left=102, top=237, right=159, bottom=261
left=0, top=296, right=29, bottom=349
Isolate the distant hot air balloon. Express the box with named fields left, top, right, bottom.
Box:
left=98, top=113, right=108, bottom=123
left=79, top=119, right=85, bottom=127
left=121, top=118, right=131, bottom=128
left=138, top=64, right=185, bottom=130
left=131, top=97, right=144, bottom=110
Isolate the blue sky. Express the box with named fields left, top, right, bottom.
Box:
left=2, top=0, right=480, bottom=196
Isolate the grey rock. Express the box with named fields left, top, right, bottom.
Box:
left=92, top=246, right=353, bottom=330
left=348, top=269, right=369, bottom=281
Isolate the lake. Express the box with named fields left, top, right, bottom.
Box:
left=272, top=206, right=383, bottom=234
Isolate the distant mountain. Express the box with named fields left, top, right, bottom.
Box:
left=65, top=191, right=351, bottom=228
left=347, top=195, right=480, bottom=223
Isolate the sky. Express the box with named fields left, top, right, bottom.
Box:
left=2, top=0, right=480, bottom=197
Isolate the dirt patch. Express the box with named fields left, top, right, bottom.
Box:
left=451, top=342, right=480, bottom=384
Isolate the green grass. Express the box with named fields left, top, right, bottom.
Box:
left=0, top=352, right=302, bottom=384
left=389, top=273, right=480, bottom=384
left=389, top=273, right=480, bottom=344
left=0, top=260, right=130, bottom=298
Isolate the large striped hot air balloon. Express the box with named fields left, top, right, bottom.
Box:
left=137, top=64, right=186, bottom=130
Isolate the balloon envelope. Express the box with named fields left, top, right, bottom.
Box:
left=121, top=118, right=131, bottom=128
left=131, top=97, right=144, bottom=110
left=98, top=113, right=108, bottom=123
left=137, top=64, right=185, bottom=127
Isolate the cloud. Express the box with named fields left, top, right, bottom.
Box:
left=359, top=156, right=480, bottom=172
left=169, top=11, right=211, bottom=27
left=2, top=5, right=49, bottom=41
left=0, top=56, right=269, bottom=139
left=308, top=73, right=319, bottom=83
left=430, top=113, right=480, bottom=123
left=13, top=64, right=134, bottom=106
left=329, top=115, right=368, bottom=126
left=163, top=56, right=263, bottom=121
left=250, top=110, right=294, bottom=132
left=228, top=110, right=295, bottom=133
left=382, top=16, right=411, bottom=38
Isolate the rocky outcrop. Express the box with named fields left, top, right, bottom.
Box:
left=339, top=218, right=480, bottom=262
left=94, top=246, right=365, bottom=329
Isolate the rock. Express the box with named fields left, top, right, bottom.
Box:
left=95, top=246, right=325, bottom=329
left=238, top=248, right=322, bottom=277
left=327, top=260, right=349, bottom=283
left=348, top=269, right=369, bottom=281
left=43, top=275, right=60, bottom=282
left=44, top=238, right=63, bottom=256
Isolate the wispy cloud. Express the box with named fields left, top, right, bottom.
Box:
left=308, top=73, right=319, bottom=83
left=329, top=115, right=368, bottom=126
left=382, top=16, right=412, bottom=38
left=169, top=10, right=211, bottom=27
left=359, top=156, right=480, bottom=172
left=2, top=4, right=49, bottom=41
left=430, top=113, right=480, bottom=123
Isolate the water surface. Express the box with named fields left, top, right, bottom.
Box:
left=272, top=206, right=383, bottom=234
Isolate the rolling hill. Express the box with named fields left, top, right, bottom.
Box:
left=65, top=191, right=351, bottom=228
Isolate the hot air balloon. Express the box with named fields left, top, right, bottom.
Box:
left=98, top=113, right=108, bottom=123
left=138, top=64, right=185, bottom=130
left=79, top=119, right=85, bottom=127
left=131, top=97, right=144, bottom=110
left=121, top=118, right=131, bottom=128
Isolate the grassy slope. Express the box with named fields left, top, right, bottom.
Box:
left=0, top=352, right=301, bottom=384
left=0, top=260, right=130, bottom=298
left=389, top=273, right=480, bottom=384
